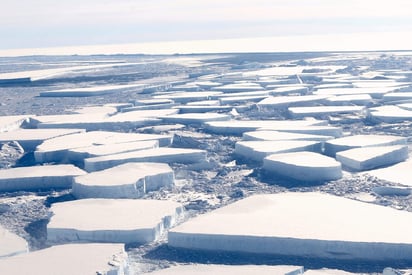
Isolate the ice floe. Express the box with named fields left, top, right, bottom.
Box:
left=39, top=83, right=144, bottom=97
left=263, top=152, right=342, bottom=181
left=368, top=105, right=412, bottom=122
left=48, top=199, right=183, bottom=243
left=257, top=95, right=328, bottom=108
left=0, top=225, right=28, bottom=258
left=0, top=243, right=127, bottom=275
left=160, top=113, right=231, bottom=125
left=336, top=145, right=409, bottom=171
left=168, top=192, right=412, bottom=261
left=0, top=165, right=86, bottom=192
left=288, top=106, right=365, bottom=119
left=242, top=130, right=333, bottom=142
left=72, top=162, right=174, bottom=198
left=0, top=115, right=30, bottom=133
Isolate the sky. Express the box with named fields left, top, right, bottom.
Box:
left=1, top=0, right=412, bottom=54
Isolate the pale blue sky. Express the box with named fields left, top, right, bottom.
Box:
left=1, top=0, right=412, bottom=52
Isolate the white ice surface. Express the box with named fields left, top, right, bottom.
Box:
left=0, top=243, right=127, bottom=275
left=219, top=95, right=268, bottom=104
left=150, top=264, right=304, bottom=275
left=313, top=87, right=400, bottom=98
left=336, top=145, right=409, bottom=171
left=177, top=105, right=233, bottom=113
left=48, top=199, right=183, bottom=244
left=303, top=269, right=356, bottom=275
left=242, top=130, right=334, bottom=142
left=84, top=147, right=207, bottom=172
left=211, top=83, right=264, bottom=92
left=288, top=106, right=365, bottom=118
left=168, top=192, right=412, bottom=260
left=204, top=119, right=327, bottom=135
left=235, top=140, right=322, bottom=162
left=369, top=105, right=412, bottom=122
left=263, top=152, right=342, bottom=181
left=0, top=128, right=85, bottom=151
left=34, top=131, right=172, bottom=163
left=324, top=94, right=373, bottom=105
left=382, top=92, right=412, bottom=102
left=0, top=115, right=30, bottom=133
left=160, top=113, right=231, bottom=125
left=257, top=95, right=328, bottom=108
left=257, top=125, right=343, bottom=138
left=153, top=91, right=223, bottom=103
left=39, top=83, right=144, bottom=97
left=67, top=140, right=159, bottom=163
left=72, top=162, right=174, bottom=199
left=366, top=158, right=412, bottom=187
left=0, top=165, right=86, bottom=192
left=0, top=225, right=28, bottom=258
left=270, top=85, right=309, bottom=95
left=324, top=134, right=407, bottom=156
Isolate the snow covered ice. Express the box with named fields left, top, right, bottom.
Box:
left=169, top=192, right=412, bottom=261
left=47, top=199, right=184, bottom=244
left=0, top=225, right=28, bottom=258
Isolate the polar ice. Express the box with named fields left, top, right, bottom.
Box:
left=1, top=49, right=412, bottom=275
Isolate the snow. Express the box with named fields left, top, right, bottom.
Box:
left=263, top=152, right=342, bottom=181
left=0, top=128, right=85, bottom=151
left=72, top=162, right=174, bottom=199
left=0, top=225, right=28, bottom=258
left=242, top=130, right=334, bottom=142
left=168, top=192, right=412, bottom=260
left=313, top=87, right=400, bottom=98
left=47, top=199, right=183, bottom=244
left=0, top=165, right=86, bottom=192
left=335, top=145, right=409, bottom=171
left=39, top=83, right=145, bottom=97
left=150, top=264, right=304, bottom=275
left=68, top=105, right=119, bottom=115
left=204, top=119, right=327, bottom=135
left=67, top=140, right=159, bottom=163
left=288, top=106, right=365, bottom=119
left=366, top=158, right=412, bottom=187
left=270, top=85, right=309, bottom=95
left=219, top=95, right=268, bottom=104
left=382, top=92, right=412, bottom=102
left=235, top=140, right=322, bottom=162
left=368, top=105, right=412, bottom=122
left=177, top=105, right=233, bottom=113
left=211, top=82, right=264, bottom=92
left=84, top=147, right=207, bottom=172
left=0, top=115, right=30, bottom=133
left=324, top=134, right=407, bottom=157
left=303, top=269, right=356, bottom=275
left=257, top=125, right=343, bottom=138
left=0, top=243, right=127, bottom=275
left=153, top=91, right=223, bottom=103
left=257, top=95, right=329, bottom=108
left=160, top=113, right=231, bottom=125
left=34, top=131, right=172, bottom=163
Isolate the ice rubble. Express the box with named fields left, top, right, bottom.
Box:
left=72, top=162, right=174, bottom=199
left=47, top=199, right=183, bottom=243
left=39, top=83, right=145, bottom=97
left=0, top=225, right=28, bottom=258
left=288, top=106, right=365, bottom=118
left=84, top=147, right=207, bottom=172
left=0, top=128, right=85, bottom=151
left=34, top=131, right=172, bottom=163
left=235, top=140, right=322, bottom=162
left=0, top=115, right=30, bottom=133
left=0, top=165, right=86, bottom=192
left=149, top=264, right=304, bottom=275
left=324, top=134, right=407, bottom=157
left=263, top=152, right=342, bottom=181
left=168, top=192, right=412, bottom=260
left=242, top=130, right=333, bottom=142
left=0, top=243, right=127, bottom=275
left=336, top=145, right=409, bottom=171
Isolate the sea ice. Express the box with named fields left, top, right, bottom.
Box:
left=160, top=113, right=231, bottom=125
left=235, top=140, right=322, bottom=162
left=382, top=92, right=412, bottom=102
left=34, top=131, right=172, bottom=163
left=211, top=82, right=264, bottom=92
left=368, top=105, right=412, bottom=123
left=72, top=162, right=174, bottom=199
left=257, top=95, right=328, bottom=108
left=153, top=91, right=223, bottom=103
left=168, top=192, right=412, bottom=260
left=242, top=130, right=333, bottom=142
left=263, top=152, right=342, bottom=181
left=313, top=87, right=399, bottom=98
left=324, top=94, right=373, bottom=105
left=335, top=145, right=409, bottom=171
left=0, top=243, right=127, bottom=275
left=177, top=105, right=233, bottom=113
left=324, top=134, right=407, bottom=156
left=0, top=115, right=30, bottom=133
left=39, top=83, right=144, bottom=97
left=0, top=164, right=86, bottom=192
left=0, top=226, right=28, bottom=258
left=288, top=106, right=365, bottom=118
left=149, top=264, right=304, bottom=275
left=84, top=147, right=207, bottom=172
left=366, top=158, right=412, bottom=187
left=47, top=199, right=183, bottom=244
left=0, top=128, right=85, bottom=151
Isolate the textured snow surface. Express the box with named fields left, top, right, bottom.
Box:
left=0, top=164, right=86, bottom=191
left=72, top=162, right=174, bottom=198
left=48, top=199, right=184, bottom=243
left=169, top=192, right=412, bottom=260
left=0, top=225, right=28, bottom=258
left=0, top=243, right=127, bottom=275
